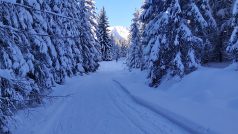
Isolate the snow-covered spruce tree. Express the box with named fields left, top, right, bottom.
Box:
left=182, top=0, right=218, bottom=63
left=110, top=35, right=120, bottom=60
left=178, top=0, right=232, bottom=63
left=0, top=0, right=99, bottom=133
left=140, top=0, right=203, bottom=87
left=180, top=0, right=232, bottom=63
left=97, top=7, right=113, bottom=61
left=77, top=0, right=99, bottom=72
left=176, top=0, right=234, bottom=63
left=46, top=0, right=83, bottom=79
left=119, top=40, right=129, bottom=58
left=209, top=0, right=234, bottom=61
left=127, top=10, right=143, bottom=69
left=139, top=0, right=235, bottom=67
left=0, top=2, right=42, bottom=133
left=140, top=0, right=167, bottom=70
left=227, top=0, right=238, bottom=63
left=85, top=0, right=102, bottom=61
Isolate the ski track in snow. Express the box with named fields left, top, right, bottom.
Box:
left=111, top=80, right=215, bottom=134
left=11, top=60, right=190, bottom=134
left=110, top=80, right=188, bottom=134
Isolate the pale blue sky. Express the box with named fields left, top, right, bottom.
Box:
left=96, top=0, right=143, bottom=27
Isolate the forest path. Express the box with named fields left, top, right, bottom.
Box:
left=11, top=60, right=189, bottom=134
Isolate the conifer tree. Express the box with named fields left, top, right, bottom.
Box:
left=97, top=7, right=113, bottom=61
left=209, top=0, right=234, bottom=61
left=184, top=0, right=217, bottom=63
left=140, top=0, right=203, bottom=86
left=85, top=0, right=101, bottom=61
left=0, top=0, right=100, bottom=133
left=110, top=35, right=120, bottom=61
left=227, top=0, right=238, bottom=62
left=78, top=0, right=99, bottom=72
left=127, top=10, right=143, bottom=69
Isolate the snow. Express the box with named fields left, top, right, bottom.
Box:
left=114, top=62, right=238, bottom=134
left=189, top=2, right=208, bottom=29
left=10, top=60, right=188, bottom=134
left=109, top=26, right=130, bottom=41
left=233, top=0, right=238, bottom=15
left=0, top=69, right=13, bottom=79
left=150, top=38, right=160, bottom=62
left=0, top=0, right=16, bottom=3
left=9, top=59, right=238, bottom=134
left=228, top=27, right=238, bottom=51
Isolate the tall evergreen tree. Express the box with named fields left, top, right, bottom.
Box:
left=78, top=0, right=99, bottom=72
left=227, top=0, right=238, bottom=63
left=110, top=35, right=120, bottom=61
left=85, top=0, right=101, bottom=61
left=184, top=0, right=218, bottom=63
left=97, top=7, right=113, bottom=61
left=140, top=0, right=203, bottom=87
left=127, top=10, right=143, bottom=69
left=140, top=0, right=167, bottom=70
left=119, top=41, right=129, bottom=58
left=209, top=0, right=234, bottom=62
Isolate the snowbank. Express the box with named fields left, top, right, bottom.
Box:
left=114, top=64, right=238, bottom=134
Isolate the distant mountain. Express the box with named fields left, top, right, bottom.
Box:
left=109, top=26, right=130, bottom=42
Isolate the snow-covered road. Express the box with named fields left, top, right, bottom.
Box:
left=11, top=60, right=189, bottom=134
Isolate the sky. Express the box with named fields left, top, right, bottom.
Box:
left=95, top=0, right=143, bottom=27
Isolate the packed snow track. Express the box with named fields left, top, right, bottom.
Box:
left=12, top=60, right=191, bottom=134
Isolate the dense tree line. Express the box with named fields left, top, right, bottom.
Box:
left=97, top=7, right=128, bottom=61
left=0, top=0, right=99, bottom=133
left=127, top=0, right=238, bottom=87
left=1, top=0, right=237, bottom=133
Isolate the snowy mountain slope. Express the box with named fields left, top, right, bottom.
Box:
left=109, top=26, right=130, bottom=41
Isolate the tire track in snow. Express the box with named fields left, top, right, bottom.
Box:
left=112, top=79, right=216, bottom=134
left=109, top=80, right=189, bottom=134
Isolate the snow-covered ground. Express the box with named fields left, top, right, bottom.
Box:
left=9, top=59, right=238, bottom=134
left=113, top=61, right=238, bottom=134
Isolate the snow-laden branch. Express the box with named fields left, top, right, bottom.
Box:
left=0, top=0, right=81, bottom=22
left=0, top=25, right=81, bottom=39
